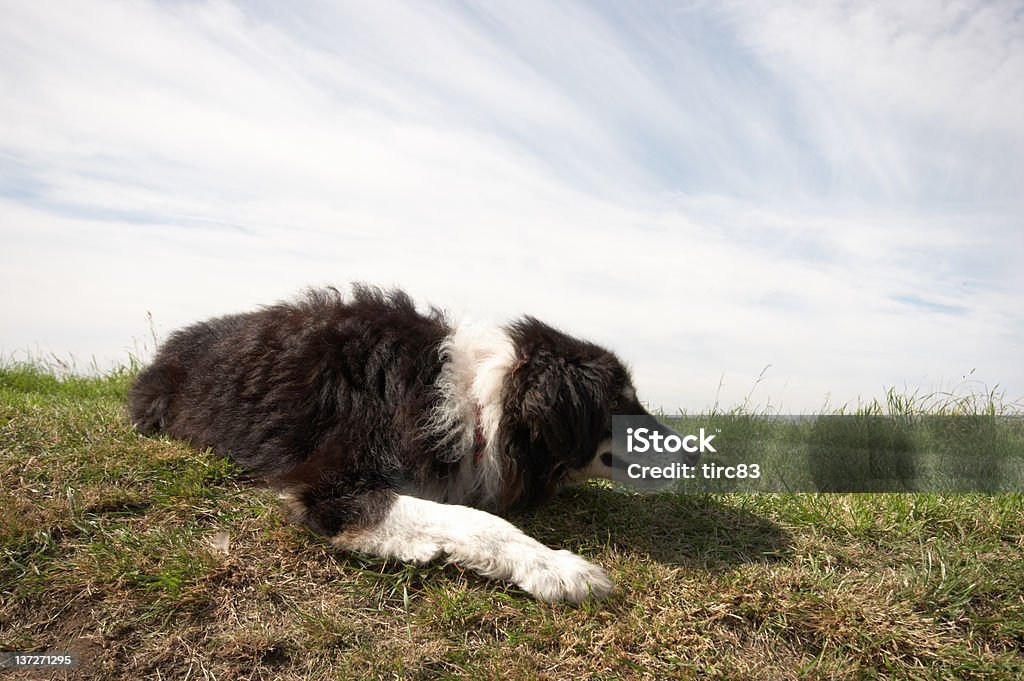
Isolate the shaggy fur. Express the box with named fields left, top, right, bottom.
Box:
left=128, top=285, right=664, bottom=602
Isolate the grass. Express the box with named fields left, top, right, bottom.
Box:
left=643, top=412, right=1024, bottom=494
left=1, top=362, right=1023, bottom=679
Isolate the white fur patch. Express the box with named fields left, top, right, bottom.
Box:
left=333, top=495, right=613, bottom=603
left=426, top=321, right=516, bottom=506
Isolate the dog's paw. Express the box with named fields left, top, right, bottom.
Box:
left=517, top=549, right=614, bottom=604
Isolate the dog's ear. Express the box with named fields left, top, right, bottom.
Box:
left=518, top=357, right=610, bottom=466
left=503, top=316, right=621, bottom=485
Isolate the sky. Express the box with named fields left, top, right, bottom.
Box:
left=1, top=0, right=1022, bottom=412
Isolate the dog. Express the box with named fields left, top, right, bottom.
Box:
left=128, top=285, right=682, bottom=602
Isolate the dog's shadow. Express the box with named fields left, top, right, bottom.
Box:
left=516, top=486, right=792, bottom=570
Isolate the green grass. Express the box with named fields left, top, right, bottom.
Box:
left=1, top=363, right=1023, bottom=679
left=645, top=412, right=1024, bottom=493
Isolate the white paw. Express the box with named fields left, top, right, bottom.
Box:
left=516, top=549, right=614, bottom=604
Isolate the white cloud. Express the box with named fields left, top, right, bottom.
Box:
left=710, top=0, right=1024, bottom=203
left=0, top=0, right=1021, bottom=410
left=716, top=0, right=1024, bottom=133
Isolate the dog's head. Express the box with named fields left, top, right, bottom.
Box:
left=498, top=317, right=684, bottom=507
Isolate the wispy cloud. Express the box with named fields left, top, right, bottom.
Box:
left=710, top=0, right=1024, bottom=203
left=1, top=0, right=1021, bottom=410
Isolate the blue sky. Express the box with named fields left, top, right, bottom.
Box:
left=1, top=0, right=1022, bottom=411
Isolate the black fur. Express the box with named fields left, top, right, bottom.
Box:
left=128, top=285, right=647, bottom=538
left=497, top=317, right=631, bottom=508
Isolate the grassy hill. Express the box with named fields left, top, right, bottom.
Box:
left=2, top=364, right=1023, bottom=679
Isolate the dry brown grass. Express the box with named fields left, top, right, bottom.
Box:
left=2, top=365, right=1023, bottom=679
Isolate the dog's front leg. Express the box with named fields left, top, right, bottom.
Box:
left=332, top=494, right=613, bottom=603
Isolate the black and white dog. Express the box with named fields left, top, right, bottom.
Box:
left=128, top=285, right=679, bottom=602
